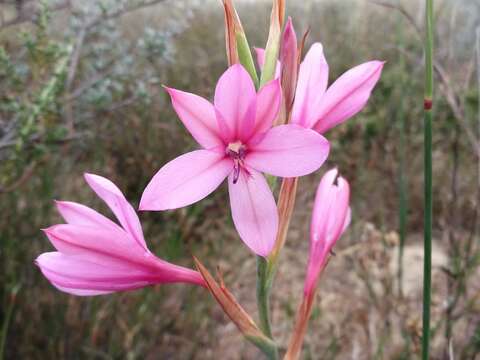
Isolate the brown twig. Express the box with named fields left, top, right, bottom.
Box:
left=0, top=160, right=37, bottom=194
left=0, top=0, right=71, bottom=29
left=368, top=0, right=421, bottom=36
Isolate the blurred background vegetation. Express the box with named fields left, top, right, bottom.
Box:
left=0, top=0, right=479, bottom=358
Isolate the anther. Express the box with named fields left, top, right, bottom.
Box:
left=233, top=161, right=241, bottom=184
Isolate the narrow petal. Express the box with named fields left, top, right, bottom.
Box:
left=165, top=87, right=224, bottom=149
left=214, top=64, right=256, bottom=141
left=36, top=252, right=156, bottom=295
left=36, top=251, right=204, bottom=296
left=323, top=176, right=350, bottom=249
left=55, top=200, right=120, bottom=232
left=291, top=43, right=329, bottom=128
left=312, top=61, right=384, bottom=133
left=43, top=225, right=151, bottom=266
left=253, top=78, right=282, bottom=135
left=310, top=169, right=350, bottom=255
left=228, top=169, right=278, bottom=256
left=246, top=124, right=330, bottom=177
left=140, top=150, right=232, bottom=210
left=84, top=173, right=147, bottom=250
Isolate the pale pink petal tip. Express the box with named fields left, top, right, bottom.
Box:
left=164, top=86, right=224, bottom=149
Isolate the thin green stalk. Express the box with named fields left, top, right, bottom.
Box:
left=422, top=0, right=434, bottom=359
left=0, top=285, right=20, bottom=360
left=396, top=13, right=408, bottom=298
left=256, top=256, right=274, bottom=339
left=247, top=336, right=278, bottom=360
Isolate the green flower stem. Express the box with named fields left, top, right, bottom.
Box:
left=0, top=285, right=20, bottom=360
left=256, top=256, right=274, bottom=340
left=422, top=0, right=434, bottom=359
left=396, top=13, right=408, bottom=298
left=247, top=334, right=279, bottom=360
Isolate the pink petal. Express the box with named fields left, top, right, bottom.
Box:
left=323, top=177, right=350, bottom=250
left=36, top=251, right=204, bottom=296
left=305, top=169, right=350, bottom=295
left=311, top=171, right=350, bottom=254
left=53, top=286, right=112, bottom=296
left=254, top=48, right=281, bottom=79
left=253, top=78, right=282, bottom=135
left=291, top=43, right=329, bottom=128
left=165, top=87, right=224, bottom=149
left=280, top=17, right=298, bottom=113
left=228, top=169, right=278, bottom=256
left=84, top=173, right=147, bottom=250
left=245, top=124, right=330, bottom=177
left=255, top=47, right=266, bottom=69
left=214, top=64, right=256, bottom=141
left=55, top=200, right=120, bottom=232
left=36, top=252, right=157, bottom=295
left=43, top=225, right=151, bottom=266
left=313, top=61, right=384, bottom=133
left=341, top=207, right=352, bottom=235
left=139, top=150, right=232, bottom=210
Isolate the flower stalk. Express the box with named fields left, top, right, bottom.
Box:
left=194, top=257, right=279, bottom=360
left=256, top=256, right=274, bottom=339
left=396, top=12, right=408, bottom=298
left=422, top=0, right=434, bottom=358
left=284, top=289, right=316, bottom=360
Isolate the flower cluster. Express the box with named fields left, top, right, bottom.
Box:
left=35, top=1, right=383, bottom=357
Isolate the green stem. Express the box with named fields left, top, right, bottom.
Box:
left=422, top=0, right=434, bottom=359
left=256, top=256, right=274, bottom=340
left=396, top=12, right=408, bottom=298
left=0, top=285, right=20, bottom=360
left=247, top=335, right=279, bottom=360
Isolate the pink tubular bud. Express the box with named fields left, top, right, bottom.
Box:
left=304, top=168, right=351, bottom=296
left=280, top=17, right=299, bottom=124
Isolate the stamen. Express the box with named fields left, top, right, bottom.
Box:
left=233, top=161, right=241, bottom=184
left=226, top=141, right=247, bottom=184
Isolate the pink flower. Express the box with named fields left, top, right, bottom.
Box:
left=140, top=64, right=330, bottom=257
left=36, top=173, right=204, bottom=296
left=304, top=168, right=350, bottom=296
left=256, top=38, right=384, bottom=133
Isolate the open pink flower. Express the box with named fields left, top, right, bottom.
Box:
left=140, top=64, right=330, bottom=256
left=36, top=173, right=204, bottom=296
left=304, top=168, right=350, bottom=296
left=256, top=34, right=384, bottom=134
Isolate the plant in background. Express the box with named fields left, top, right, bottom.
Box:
left=0, top=1, right=182, bottom=193
left=32, top=0, right=383, bottom=358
